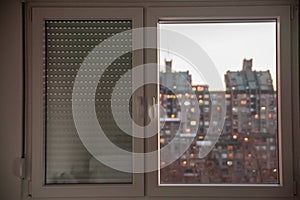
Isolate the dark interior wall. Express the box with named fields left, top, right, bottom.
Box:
left=0, top=0, right=23, bottom=199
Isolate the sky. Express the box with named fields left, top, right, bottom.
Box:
left=159, top=22, right=277, bottom=90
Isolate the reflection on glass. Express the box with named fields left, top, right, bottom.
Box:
left=45, top=20, right=133, bottom=184
left=159, top=22, right=278, bottom=184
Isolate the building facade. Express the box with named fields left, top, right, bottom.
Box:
left=160, top=59, right=278, bottom=184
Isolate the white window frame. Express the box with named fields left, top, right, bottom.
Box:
left=23, top=1, right=299, bottom=200
left=145, top=5, right=294, bottom=198
left=28, top=7, right=144, bottom=198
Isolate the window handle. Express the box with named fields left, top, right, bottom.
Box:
left=137, top=95, right=144, bottom=118
left=152, top=96, right=157, bottom=119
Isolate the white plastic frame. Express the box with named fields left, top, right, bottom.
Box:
left=29, top=7, right=144, bottom=198
left=145, top=5, right=294, bottom=198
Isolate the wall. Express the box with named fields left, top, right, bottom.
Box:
left=0, top=0, right=23, bottom=199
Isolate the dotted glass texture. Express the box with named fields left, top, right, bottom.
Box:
left=44, top=20, right=133, bottom=184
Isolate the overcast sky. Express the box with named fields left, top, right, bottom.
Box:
left=159, top=22, right=277, bottom=90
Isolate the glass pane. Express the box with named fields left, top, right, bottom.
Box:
left=45, top=20, right=133, bottom=184
left=159, top=21, right=278, bottom=184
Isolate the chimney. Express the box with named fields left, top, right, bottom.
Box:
left=165, top=59, right=172, bottom=73
left=242, top=58, right=253, bottom=71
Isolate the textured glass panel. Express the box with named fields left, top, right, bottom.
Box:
left=159, top=21, right=279, bottom=184
left=45, top=20, right=132, bottom=184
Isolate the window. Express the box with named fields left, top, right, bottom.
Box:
left=29, top=7, right=143, bottom=198
left=146, top=5, right=294, bottom=198
left=25, top=2, right=298, bottom=200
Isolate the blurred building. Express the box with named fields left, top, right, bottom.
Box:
left=223, top=58, right=278, bottom=183
left=159, top=58, right=278, bottom=184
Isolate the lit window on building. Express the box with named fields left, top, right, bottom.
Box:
left=240, top=100, right=247, bottom=105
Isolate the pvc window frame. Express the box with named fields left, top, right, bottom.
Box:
left=28, top=7, right=144, bottom=198
left=25, top=2, right=299, bottom=200
left=145, top=5, right=294, bottom=198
